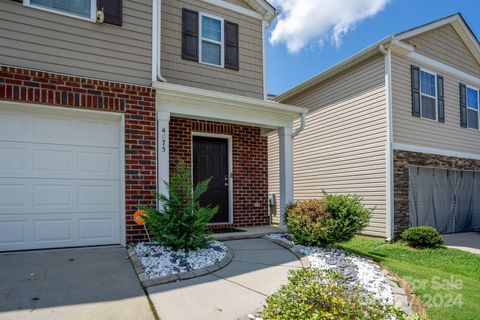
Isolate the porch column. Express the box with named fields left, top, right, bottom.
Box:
left=157, top=111, right=170, bottom=204
left=278, top=126, right=293, bottom=228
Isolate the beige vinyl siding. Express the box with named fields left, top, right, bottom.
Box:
left=268, top=133, right=281, bottom=223
left=0, top=0, right=152, bottom=86
left=269, top=54, right=388, bottom=237
left=404, top=25, right=480, bottom=78
left=392, top=52, right=480, bottom=154
left=161, top=0, right=264, bottom=99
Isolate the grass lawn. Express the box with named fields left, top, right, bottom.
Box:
left=337, top=237, right=480, bottom=320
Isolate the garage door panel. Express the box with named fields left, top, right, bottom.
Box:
left=77, top=118, right=120, bottom=147
left=0, top=220, right=28, bottom=245
left=0, top=179, right=120, bottom=214
left=78, top=185, right=116, bottom=208
left=0, top=145, right=27, bottom=173
left=34, top=149, right=72, bottom=173
left=0, top=183, right=27, bottom=208
left=0, top=111, right=33, bottom=140
left=34, top=219, right=74, bottom=243
left=79, top=216, right=118, bottom=241
left=0, top=106, right=122, bottom=251
left=78, top=151, right=117, bottom=177
left=0, top=109, right=120, bottom=148
left=34, top=116, right=75, bottom=142
left=0, top=141, right=119, bottom=180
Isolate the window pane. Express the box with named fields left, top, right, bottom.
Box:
left=467, top=87, right=479, bottom=110
left=420, top=70, right=436, bottom=97
left=202, top=16, right=221, bottom=42
left=202, top=41, right=221, bottom=65
left=31, top=0, right=91, bottom=18
left=421, top=95, right=436, bottom=120
left=468, top=109, right=479, bottom=129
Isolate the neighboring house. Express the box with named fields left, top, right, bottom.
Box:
left=269, top=13, right=480, bottom=239
left=0, top=0, right=306, bottom=251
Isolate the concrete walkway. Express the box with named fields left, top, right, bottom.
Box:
left=147, top=238, right=302, bottom=320
left=0, top=246, right=154, bottom=320
left=443, top=232, right=480, bottom=254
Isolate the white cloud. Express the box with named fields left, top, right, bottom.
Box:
left=269, top=0, right=389, bottom=53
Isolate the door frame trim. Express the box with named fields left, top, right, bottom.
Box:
left=191, top=132, right=233, bottom=225
left=0, top=101, right=126, bottom=248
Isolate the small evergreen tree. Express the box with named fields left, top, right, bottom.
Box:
left=142, top=161, right=218, bottom=250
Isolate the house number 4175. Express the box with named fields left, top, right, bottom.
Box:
left=161, top=127, right=167, bottom=152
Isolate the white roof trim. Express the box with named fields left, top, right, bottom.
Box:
left=395, top=14, right=459, bottom=40
left=153, top=81, right=307, bottom=129
left=396, top=13, right=480, bottom=65
left=274, top=36, right=393, bottom=102
left=275, top=13, right=480, bottom=103
left=201, top=0, right=277, bottom=22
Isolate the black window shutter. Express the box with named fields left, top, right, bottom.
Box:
left=460, top=83, right=467, bottom=128
left=224, top=21, right=239, bottom=70
left=437, top=75, right=445, bottom=122
left=97, top=0, right=122, bottom=26
left=182, top=9, right=199, bottom=62
left=411, top=65, right=421, bottom=117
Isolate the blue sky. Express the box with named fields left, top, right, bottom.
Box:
left=266, top=0, right=480, bottom=96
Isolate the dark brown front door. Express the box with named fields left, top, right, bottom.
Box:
left=193, top=136, right=229, bottom=223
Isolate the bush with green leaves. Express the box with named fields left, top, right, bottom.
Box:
left=262, top=268, right=410, bottom=320
left=286, top=192, right=372, bottom=246
left=142, top=161, right=218, bottom=250
left=401, top=226, right=444, bottom=248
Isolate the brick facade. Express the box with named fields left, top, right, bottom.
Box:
left=0, top=65, right=156, bottom=242
left=394, top=149, right=480, bottom=236
left=169, top=117, right=269, bottom=228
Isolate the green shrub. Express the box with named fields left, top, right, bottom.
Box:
left=286, top=192, right=372, bottom=246
left=142, top=161, right=218, bottom=250
left=262, top=268, right=406, bottom=320
left=401, top=226, right=444, bottom=248
left=285, top=199, right=327, bottom=246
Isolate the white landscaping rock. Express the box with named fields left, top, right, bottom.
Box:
left=134, top=241, right=227, bottom=280
left=266, top=233, right=395, bottom=304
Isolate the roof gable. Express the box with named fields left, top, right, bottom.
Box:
left=402, top=24, right=480, bottom=77
left=396, top=13, right=480, bottom=66
left=274, top=13, right=480, bottom=103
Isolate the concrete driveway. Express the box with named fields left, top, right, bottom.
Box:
left=443, top=232, right=480, bottom=254
left=0, top=246, right=155, bottom=320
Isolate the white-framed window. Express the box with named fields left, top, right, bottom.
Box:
left=199, top=12, right=224, bottom=67
left=24, top=0, right=96, bottom=21
left=419, top=69, right=438, bottom=121
left=466, top=85, right=479, bottom=129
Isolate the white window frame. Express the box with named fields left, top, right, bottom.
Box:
left=23, top=0, right=96, bottom=22
left=199, top=12, right=225, bottom=68
left=466, top=85, right=480, bottom=130
left=419, top=68, right=438, bottom=122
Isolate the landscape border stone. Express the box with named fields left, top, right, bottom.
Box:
left=262, top=235, right=411, bottom=315
left=128, top=243, right=234, bottom=288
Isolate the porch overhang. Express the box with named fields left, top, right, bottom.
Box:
left=153, top=81, right=307, bottom=131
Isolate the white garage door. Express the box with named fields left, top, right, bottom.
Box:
left=0, top=105, right=122, bottom=251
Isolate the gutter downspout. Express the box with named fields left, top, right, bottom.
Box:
left=263, top=10, right=280, bottom=100
left=262, top=22, right=267, bottom=100
left=153, top=0, right=167, bottom=83
left=291, top=113, right=306, bottom=139
left=379, top=44, right=395, bottom=242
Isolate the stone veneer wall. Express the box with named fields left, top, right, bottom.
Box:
left=169, top=117, right=269, bottom=228
left=0, top=65, right=156, bottom=242
left=393, top=149, right=480, bottom=236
